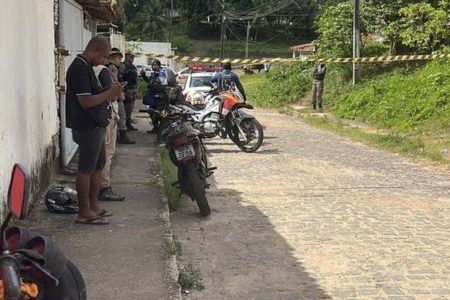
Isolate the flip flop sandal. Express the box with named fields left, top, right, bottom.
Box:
left=97, top=209, right=113, bottom=217
left=74, top=216, right=109, bottom=225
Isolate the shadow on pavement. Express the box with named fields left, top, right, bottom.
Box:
left=171, top=182, right=330, bottom=299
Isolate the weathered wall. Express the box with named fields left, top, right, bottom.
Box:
left=129, top=41, right=178, bottom=70
left=0, top=0, right=59, bottom=216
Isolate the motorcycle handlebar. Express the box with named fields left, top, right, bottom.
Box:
left=0, top=255, right=21, bottom=300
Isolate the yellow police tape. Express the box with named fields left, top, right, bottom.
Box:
left=139, top=53, right=450, bottom=64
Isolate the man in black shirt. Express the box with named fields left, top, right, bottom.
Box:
left=66, top=36, right=125, bottom=225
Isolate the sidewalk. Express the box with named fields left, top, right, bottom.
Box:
left=28, top=109, right=180, bottom=299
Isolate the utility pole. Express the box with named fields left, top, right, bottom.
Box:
left=245, top=21, right=251, bottom=59
left=353, top=0, right=361, bottom=84
left=220, top=0, right=226, bottom=59
left=168, top=0, right=174, bottom=42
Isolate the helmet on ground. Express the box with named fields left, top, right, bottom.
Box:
left=45, top=186, right=79, bottom=214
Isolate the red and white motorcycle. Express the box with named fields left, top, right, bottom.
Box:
left=175, top=84, right=264, bottom=153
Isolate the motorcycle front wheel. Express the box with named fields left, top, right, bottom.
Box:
left=232, top=118, right=264, bottom=153
left=181, top=161, right=211, bottom=216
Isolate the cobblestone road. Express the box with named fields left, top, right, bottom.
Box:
left=171, top=109, right=450, bottom=299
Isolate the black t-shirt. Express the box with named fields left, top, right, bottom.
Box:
left=96, top=66, right=113, bottom=88
left=66, top=55, right=103, bottom=130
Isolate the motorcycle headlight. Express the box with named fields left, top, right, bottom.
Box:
left=192, top=93, right=204, bottom=105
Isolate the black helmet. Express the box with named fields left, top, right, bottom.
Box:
left=152, top=59, right=162, bottom=66
left=222, top=62, right=232, bottom=70
left=45, top=186, right=79, bottom=214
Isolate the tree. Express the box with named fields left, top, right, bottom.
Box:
left=124, top=0, right=170, bottom=41
left=397, top=3, right=450, bottom=53
left=315, top=1, right=379, bottom=57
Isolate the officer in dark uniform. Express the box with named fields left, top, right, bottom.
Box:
left=120, top=52, right=139, bottom=131
left=141, top=59, right=168, bottom=133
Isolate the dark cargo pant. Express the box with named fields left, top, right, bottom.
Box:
left=312, top=80, right=324, bottom=109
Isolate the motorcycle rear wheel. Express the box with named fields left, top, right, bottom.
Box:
left=232, top=118, right=264, bottom=153
left=181, top=161, right=211, bottom=216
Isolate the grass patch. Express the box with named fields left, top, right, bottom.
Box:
left=159, top=146, right=188, bottom=211
left=332, top=60, right=450, bottom=132
left=241, top=61, right=314, bottom=107
left=300, top=114, right=450, bottom=165
left=178, top=262, right=205, bottom=291
left=239, top=58, right=450, bottom=165
left=165, top=237, right=183, bottom=257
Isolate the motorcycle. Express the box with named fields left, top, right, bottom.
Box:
left=173, top=83, right=264, bottom=153
left=154, top=108, right=216, bottom=217
left=0, top=164, right=86, bottom=300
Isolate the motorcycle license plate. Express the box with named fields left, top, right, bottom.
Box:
left=174, top=144, right=195, bottom=160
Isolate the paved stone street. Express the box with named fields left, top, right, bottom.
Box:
left=171, top=108, right=450, bottom=299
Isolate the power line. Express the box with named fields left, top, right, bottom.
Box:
left=226, top=23, right=284, bottom=45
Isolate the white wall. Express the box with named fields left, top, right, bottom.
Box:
left=128, top=41, right=179, bottom=70
left=111, top=32, right=126, bottom=53
left=0, top=1, right=58, bottom=212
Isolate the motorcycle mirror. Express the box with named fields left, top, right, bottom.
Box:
left=7, top=164, right=30, bottom=220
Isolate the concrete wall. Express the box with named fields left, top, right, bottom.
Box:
left=128, top=41, right=180, bottom=71
left=111, top=32, right=126, bottom=53
left=0, top=0, right=59, bottom=216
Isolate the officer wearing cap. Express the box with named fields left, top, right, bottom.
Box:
left=107, top=48, right=135, bottom=145
left=141, top=59, right=168, bottom=133
left=120, top=52, right=139, bottom=131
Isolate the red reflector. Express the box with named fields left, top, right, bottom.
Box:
left=171, top=135, right=189, bottom=146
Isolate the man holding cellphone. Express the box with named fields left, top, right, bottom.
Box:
left=66, top=36, right=125, bottom=225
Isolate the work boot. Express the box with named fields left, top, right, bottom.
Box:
left=117, top=130, right=136, bottom=144
left=147, top=127, right=158, bottom=134
left=126, top=120, right=138, bottom=131
left=99, top=186, right=125, bottom=201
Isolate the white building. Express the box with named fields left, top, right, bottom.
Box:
left=127, top=41, right=181, bottom=71
left=0, top=0, right=116, bottom=217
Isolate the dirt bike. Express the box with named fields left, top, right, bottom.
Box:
left=172, top=83, right=264, bottom=153
left=0, top=164, right=86, bottom=300
left=154, top=108, right=216, bottom=217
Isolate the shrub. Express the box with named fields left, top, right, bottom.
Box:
left=244, top=61, right=314, bottom=107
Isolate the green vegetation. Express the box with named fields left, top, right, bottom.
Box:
left=165, top=237, right=183, bottom=257
left=178, top=262, right=205, bottom=291
left=333, top=60, right=450, bottom=132
left=301, top=115, right=447, bottom=164
left=178, top=38, right=294, bottom=59
left=241, top=58, right=450, bottom=164
left=241, top=61, right=314, bottom=107
left=159, top=147, right=187, bottom=211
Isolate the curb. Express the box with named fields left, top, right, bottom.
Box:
left=159, top=192, right=182, bottom=300
left=156, top=152, right=182, bottom=300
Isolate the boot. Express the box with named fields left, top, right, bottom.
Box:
left=99, top=186, right=125, bottom=201
left=126, top=120, right=138, bottom=131
left=117, top=130, right=136, bottom=144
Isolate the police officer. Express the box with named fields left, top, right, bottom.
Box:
left=312, top=60, right=326, bottom=111
left=120, top=52, right=139, bottom=131
left=141, top=59, right=168, bottom=133
left=107, top=48, right=135, bottom=144
left=211, top=62, right=247, bottom=101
